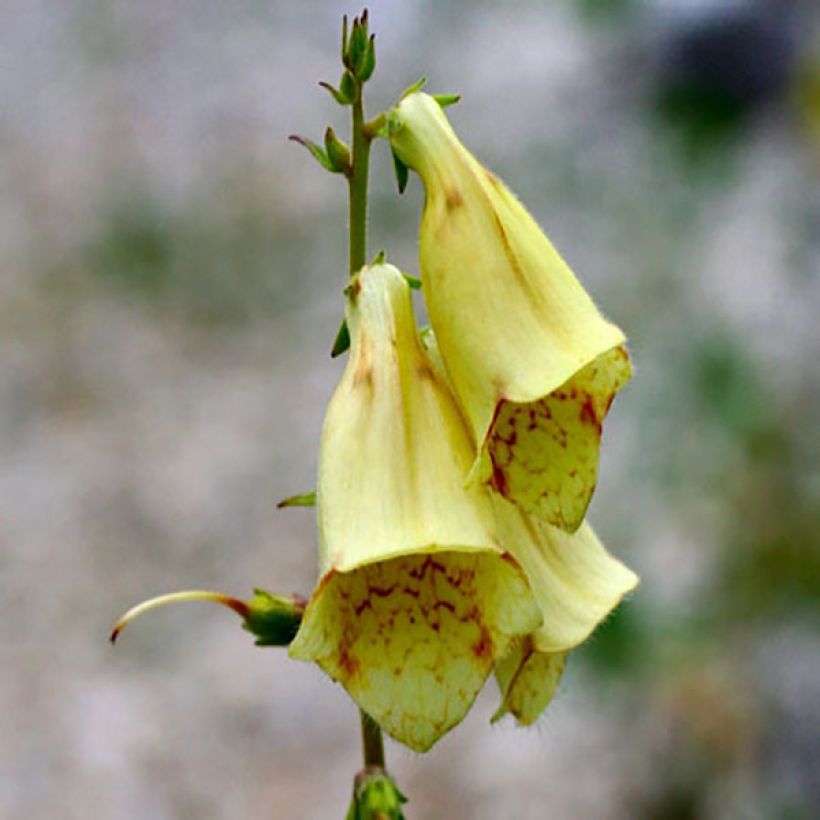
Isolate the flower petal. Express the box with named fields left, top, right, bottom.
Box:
left=493, top=496, right=638, bottom=653
left=290, top=550, right=541, bottom=752
left=492, top=639, right=567, bottom=726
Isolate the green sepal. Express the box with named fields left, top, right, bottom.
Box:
left=399, top=76, right=427, bottom=101
left=331, top=318, right=351, bottom=357
left=371, top=250, right=386, bottom=265
left=276, top=490, right=316, bottom=508
left=324, top=127, right=351, bottom=174
left=288, top=134, right=336, bottom=172
left=358, top=35, right=376, bottom=82
left=433, top=93, right=461, bottom=108
left=349, top=769, right=407, bottom=820
left=391, top=148, right=409, bottom=194
left=403, top=273, right=422, bottom=290
left=318, top=79, right=354, bottom=106
left=341, top=15, right=349, bottom=64
left=242, top=589, right=305, bottom=647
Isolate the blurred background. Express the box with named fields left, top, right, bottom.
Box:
left=2, top=1, right=818, bottom=817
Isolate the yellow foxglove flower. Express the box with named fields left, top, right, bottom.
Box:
left=490, top=497, right=638, bottom=724
left=389, top=92, right=632, bottom=533
left=420, top=329, right=637, bottom=726
left=288, top=263, right=542, bottom=753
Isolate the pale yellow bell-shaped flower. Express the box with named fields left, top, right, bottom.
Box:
left=288, top=263, right=542, bottom=753
left=419, top=330, right=638, bottom=726
left=490, top=496, right=638, bottom=725
left=389, top=92, right=632, bottom=533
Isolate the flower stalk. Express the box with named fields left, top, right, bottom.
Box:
left=342, top=11, right=387, bottom=776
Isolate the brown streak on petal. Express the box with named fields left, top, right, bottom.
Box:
left=445, top=187, right=464, bottom=211
left=337, top=645, right=360, bottom=680
left=579, top=395, right=601, bottom=432
left=472, top=625, right=493, bottom=660
left=490, top=455, right=509, bottom=497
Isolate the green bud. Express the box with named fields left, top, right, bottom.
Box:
left=324, top=127, right=352, bottom=174
left=358, top=34, right=376, bottom=82
left=348, top=768, right=407, bottom=820
left=347, top=16, right=368, bottom=72
left=242, top=589, right=306, bottom=647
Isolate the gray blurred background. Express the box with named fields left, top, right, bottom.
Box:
left=2, top=1, right=819, bottom=818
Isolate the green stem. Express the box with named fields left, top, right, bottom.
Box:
left=360, top=711, right=386, bottom=769
left=348, top=91, right=371, bottom=277
left=347, top=77, right=386, bottom=769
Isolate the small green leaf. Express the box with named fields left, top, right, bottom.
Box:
left=331, top=319, right=350, bottom=357
left=276, top=490, right=316, bottom=508
left=288, top=135, right=336, bottom=172
left=318, top=80, right=353, bottom=106
left=403, top=273, right=422, bottom=290
left=392, top=148, right=409, bottom=194
left=371, top=250, right=386, bottom=265
left=433, top=93, right=461, bottom=108
left=324, top=127, right=351, bottom=174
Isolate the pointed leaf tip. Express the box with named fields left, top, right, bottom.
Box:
left=277, top=490, right=317, bottom=508
left=331, top=318, right=351, bottom=357
left=399, top=76, right=427, bottom=100
left=289, top=134, right=337, bottom=172
left=433, top=93, right=461, bottom=109
left=391, top=149, right=409, bottom=194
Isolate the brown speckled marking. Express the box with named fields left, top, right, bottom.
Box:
left=304, top=550, right=538, bottom=752
left=471, top=625, right=493, bottom=660
left=445, top=187, right=464, bottom=211
left=337, top=644, right=360, bottom=680
left=483, top=345, right=631, bottom=531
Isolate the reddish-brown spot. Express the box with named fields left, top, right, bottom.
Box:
left=354, top=599, right=372, bottom=616
left=490, top=457, right=509, bottom=496
left=472, top=626, right=493, bottom=660
left=579, top=395, right=600, bottom=431
left=408, top=557, right=447, bottom=581
left=337, top=645, right=359, bottom=679
left=369, top=584, right=398, bottom=598
left=433, top=600, right=456, bottom=615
